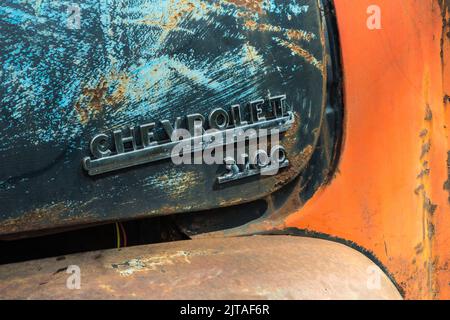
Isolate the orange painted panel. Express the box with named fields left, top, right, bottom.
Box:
left=286, top=0, right=450, bottom=299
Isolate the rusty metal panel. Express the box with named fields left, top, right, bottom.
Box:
left=0, top=236, right=401, bottom=300
left=0, top=1, right=329, bottom=235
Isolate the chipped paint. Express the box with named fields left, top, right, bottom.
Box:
left=0, top=1, right=326, bottom=240
left=144, top=169, right=200, bottom=200
left=274, top=37, right=324, bottom=71
left=444, top=151, right=450, bottom=203
left=244, top=18, right=317, bottom=42
left=223, top=0, right=264, bottom=13
left=0, top=201, right=95, bottom=235
left=110, top=249, right=220, bottom=276
left=1, top=0, right=324, bottom=146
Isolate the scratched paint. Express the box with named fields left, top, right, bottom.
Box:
left=110, top=249, right=219, bottom=276
left=0, top=0, right=326, bottom=235
left=1, top=0, right=322, bottom=147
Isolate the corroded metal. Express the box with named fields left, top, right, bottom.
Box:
left=0, top=236, right=402, bottom=300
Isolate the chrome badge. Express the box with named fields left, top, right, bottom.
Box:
left=83, top=95, right=295, bottom=179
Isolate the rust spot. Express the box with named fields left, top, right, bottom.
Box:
left=274, top=38, right=324, bottom=72
left=0, top=203, right=94, bottom=236
left=444, top=151, right=450, bottom=203
left=81, top=81, right=108, bottom=117
left=107, top=74, right=130, bottom=104
left=414, top=184, right=425, bottom=195
left=286, top=29, right=315, bottom=42
left=110, top=249, right=220, bottom=276
left=74, top=73, right=130, bottom=124
left=74, top=102, right=88, bottom=124
left=423, top=195, right=438, bottom=215
left=427, top=221, right=436, bottom=240
left=244, top=20, right=316, bottom=43
left=74, top=79, right=109, bottom=124
left=417, top=168, right=430, bottom=179
left=223, top=0, right=264, bottom=13
left=419, top=129, right=428, bottom=138
left=420, top=141, right=431, bottom=159
left=273, top=144, right=314, bottom=191
left=438, top=0, right=450, bottom=56
left=243, top=19, right=258, bottom=30
left=138, top=0, right=198, bottom=32
left=415, top=243, right=424, bottom=255
left=425, top=104, right=433, bottom=121
left=444, top=94, right=450, bottom=105
left=0, top=203, right=67, bottom=235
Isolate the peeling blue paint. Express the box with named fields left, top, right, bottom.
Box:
left=0, top=0, right=326, bottom=234
left=288, top=3, right=309, bottom=15
left=1, top=0, right=321, bottom=150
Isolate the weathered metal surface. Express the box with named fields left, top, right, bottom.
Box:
left=196, top=0, right=450, bottom=300
left=285, top=0, right=450, bottom=300
left=0, top=236, right=401, bottom=300
left=0, top=0, right=328, bottom=235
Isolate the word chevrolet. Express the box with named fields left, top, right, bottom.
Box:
left=82, top=95, right=294, bottom=176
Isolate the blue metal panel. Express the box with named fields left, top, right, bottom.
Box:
left=0, top=0, right=326, bottom=235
